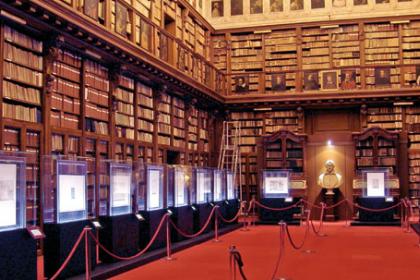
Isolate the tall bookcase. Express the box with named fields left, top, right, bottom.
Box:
left=353, top=126, right=399, bottom=180
left=257, top=130, right=307, bottom=199
left=406, top=105, right=420, bottom=204
left=0, top=25, right=43, bottom=226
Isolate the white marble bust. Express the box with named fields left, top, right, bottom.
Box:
left=318, top=160, right=342, bottom=195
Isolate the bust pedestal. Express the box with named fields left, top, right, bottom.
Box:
left=323, top=188, right=338, bottom=221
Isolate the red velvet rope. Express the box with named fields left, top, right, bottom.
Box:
left=169, top=206, right=217, bottom=238
left=324, top=199, right=348, bottom=210
left=301, top=199, right=323, bottom=209
left=350, top=201, right=402, bottom=212
left=89, top=213, right=169, bottom=261
left=254, top=199, right=303, bottom=211
left=271, top=223, right=286, bottom=280
left=50, top=228, right=88, bottom=280
left=218, top=206, right=242, bottom=224
left=310, top=203, right=325, bottom=236
left=285, top=211, right=311, bottom=250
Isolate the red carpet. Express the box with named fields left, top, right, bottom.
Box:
left=111, top=223, right=420, bottom=280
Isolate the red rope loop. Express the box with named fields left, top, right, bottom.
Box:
left=285, top=217, right=310, bottom=250
left=218, top=206, right=243, bottom=224
left=169, top=206, right=217, bottom=238
left=301, top=199, right=323, bottom=209
left=89, top=213, right=169, bottom=261
left=324, top=199, right=349, bottom=210
left=350, top=201, right=402, bottom=212
left=310, top=203, right=325, bottom=236
left=254, top=199, right=302, bottom=212
left=50, top=227, right=89, bottom=280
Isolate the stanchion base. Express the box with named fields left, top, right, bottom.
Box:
left=213, top=239, right=222, bottom=243
left=302, top=249, right=315, bottom=254
left=164, top=256, right=176, bottom=261
left=274, top=276, right=291, bottom=280
left=240, top=228, right=250, bottom=232
left=318, top=233, right=328, bottom=237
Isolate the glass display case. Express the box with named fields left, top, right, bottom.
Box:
left=0, top=152, right=26, bottom=232
left=362, top=169, right=389, bottom=198
left=168, top=165, right=192, bottom=207
left=226, top=170, right=237, bottom=200
left=261, top=170, right=290, bottom=199
left=194, top=168, right=212, bottom=204
left=43, top=155, right=95, bottom=224
left=99, top=160, right=133, bottom=216
left=146, top=164, right=164, bottom=211
left=213, top=169, right=225, bottom=202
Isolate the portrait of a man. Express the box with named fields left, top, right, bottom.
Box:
left=341, top=70, right=356, bottom=90
left=212, top=1, right=224, bottom=17
left=270, top=0, right=284, bottom=12
left=354, top=0, right=367, bottom=5
left=311, top=0, right=325, bottom=9
left=272, top=74, right=286, bottom=91
left=115, top=1, right=128, bottom=36
left=231, top=0, right=243, bottom=15
left=321, top=71, right=338, bottom=90
left=235, top=76, right=249, bottom=93
left=375, top=67, right=391, bottom=86
left=251, top=0, right=263, bottom=14
left=84, top=0, right=99, bottom=20
left=290, top=0, right=303, bottom=10
left=304, top=72, right=320, bottom=90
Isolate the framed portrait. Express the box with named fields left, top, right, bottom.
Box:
left=250, top=0, right=263, bottom=14
left=272, top=73, right=286, bottom=91
left=375, top=67, right=391, bottom=86
left=115, top=1, right=128, bottom=36
left=235, top=76, right=249, bottom=93
left=332, top=0, right=346, bottom=7
left=376, top=0, right=390, bottom=3
left=270, top=0, right=284, bottom=12
left=311, top=0, right=325, bottom=9
left=211, top=1, right=224, bottom=17
left=304, top=71, right=320, bottom=90
left=83, top=0, right=99, bottom=20
left=341, top=70, right=356, bottom=90
left=321, top=70, right=339, bottom=90
left=290, top=0, right=304, bottom=10
left=415, top=65, right=420, bottom=86
left=354, top=0, right=367, bottom=5
left=231, top=0, right=243, bottom=15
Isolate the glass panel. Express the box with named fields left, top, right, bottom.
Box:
left=261, top=169, right=290, bottom=198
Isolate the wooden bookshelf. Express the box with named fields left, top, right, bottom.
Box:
left=2, top=25, right=43, bottom=123
left=136, top=81, right=154, bottom=143
left=402, top=20, right=420, bottom=86
left=114, top=75, right=135, bottom=140
left=172, top=96, right=186, bottom=149
left=257, top=130, right=306, bottom=189
left=353, top=127, right=399, bottom=176
left=406, top=105, right=420, bottom=200
left=264, top=29, right=297, bottom=92
left=50, top=49, right=82, bottom=130
left=84, top=60, right=110, bottom=135
left=363, top=105, right=403, bottom=131
left=157, top=92, right=172, bottom=146
left=302, top=27, right=330, bottom=71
